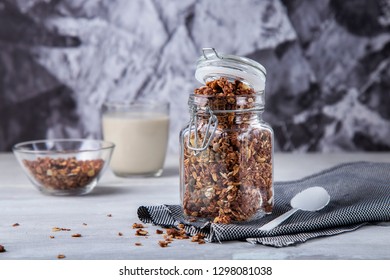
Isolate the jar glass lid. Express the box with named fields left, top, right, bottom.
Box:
left=195, top=48, right=266, bottom=92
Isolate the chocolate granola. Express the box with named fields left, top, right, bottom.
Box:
left=182, top=78, right=273, bottom=224
left=23, top=157, right=104, bottom=191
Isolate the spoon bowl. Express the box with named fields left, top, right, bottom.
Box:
left=291, top=186, right=330, bottom=211
left=259, top=186, right=330, bottom=231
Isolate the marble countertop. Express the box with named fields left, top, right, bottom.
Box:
left=0, top=152, right=389, bottom=260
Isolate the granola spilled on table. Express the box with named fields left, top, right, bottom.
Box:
left=182, top=77, right=273, bottom=224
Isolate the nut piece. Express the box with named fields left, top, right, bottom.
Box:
left=57, top=254, right=66, bottom=259
left=71, top=233, right=82, bottom=238
left=0, top=245, right=6, bottom=253
left=191, top=233, right=206, bottom=244
left=158, top=241, right=169, bottom=248
left=165, top=228, right=189, bottom=240
left=156, top=229, right=164, bottom=234
left=12, top=223, right=20, bottom=227
left=132, top=223, right=144, bottom=229
left=49, top=236, right=55, bottom=239
left=52, top=227, right=71, bottom=232
left=118, top=232, right=123, bottom=236
left=135, top=229, right=148, bottom=236
left=134, top=242, right=142, bottom=246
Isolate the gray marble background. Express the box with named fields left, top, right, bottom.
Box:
left=1, top=0, right=390, bottom=153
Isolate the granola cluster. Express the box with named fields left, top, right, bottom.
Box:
left=23, top=157, right=104, bottom=191
left=132, top=223, right=206, bottom=247
left=182, top=77, right=273, bottom=224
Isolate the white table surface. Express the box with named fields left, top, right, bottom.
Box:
left=0, top=152, right=389, bottom=260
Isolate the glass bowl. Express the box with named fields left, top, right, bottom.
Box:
left=13, top=139, right=115, bottom=196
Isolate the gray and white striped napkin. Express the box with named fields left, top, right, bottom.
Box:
left=138, top=162, right=390, bottom=247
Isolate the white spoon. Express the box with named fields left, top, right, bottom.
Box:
left=259, top=186, right=330, bottom=231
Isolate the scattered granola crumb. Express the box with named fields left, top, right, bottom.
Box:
left=107, top=214, right=112, bottom=217
left=118, top=232, right=123, bottom=236
left=158, top=240, right=169, bottom=248
left=191, top=233, right=206, bottom=243
left=12, top=223, right=20, bottom=227
left=71, top=233, right=82, bottom=238
left=52, top=227, right=71, bottom=232
left=82, top=223, right=87, bottom=226
left=134, top=242, right=142, bottom=246
left=163, top=235, right=173, bottom=243
left=135, top=229, right=148, bottom=236
left=129, top=225, right=209, bottom=247
left=57, top=254, right=66, bottom=259
left=49, top=236, right=55, bottom=239
left=166, top=228, right=179, bottom=236
left=165, top=228, right=189, bottom=240
left=132, top=223, right=144, bottom=229
left=0, top=245, right=6, bottom=252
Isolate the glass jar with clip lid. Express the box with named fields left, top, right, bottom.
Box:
left=180, top=48, right=274, bottom=224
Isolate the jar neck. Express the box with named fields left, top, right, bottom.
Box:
left=188, top=93, right=265, bottom=113
left=188, top=93, right=264, bottom=127
left=194, top=111, right=263, bottom=126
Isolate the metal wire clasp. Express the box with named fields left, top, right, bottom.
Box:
left=187, top=106, right=218, bottom=156
left=202, top=47, right=222, bottom=60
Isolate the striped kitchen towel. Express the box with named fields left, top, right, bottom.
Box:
left=137, top=162, right=390, bottom=247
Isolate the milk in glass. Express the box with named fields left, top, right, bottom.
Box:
left=102, top=103, right=169, bottom=177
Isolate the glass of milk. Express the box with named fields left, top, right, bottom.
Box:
left=102, top=101, right=170, bottom=177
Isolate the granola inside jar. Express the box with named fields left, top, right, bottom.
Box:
left=180, top=48, right=274, bottom=224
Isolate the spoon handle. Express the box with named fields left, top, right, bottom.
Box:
left=259, top=208, right=299, bottom=231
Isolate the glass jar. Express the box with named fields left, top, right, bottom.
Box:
left=180, top=48, right=274, bottom=224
